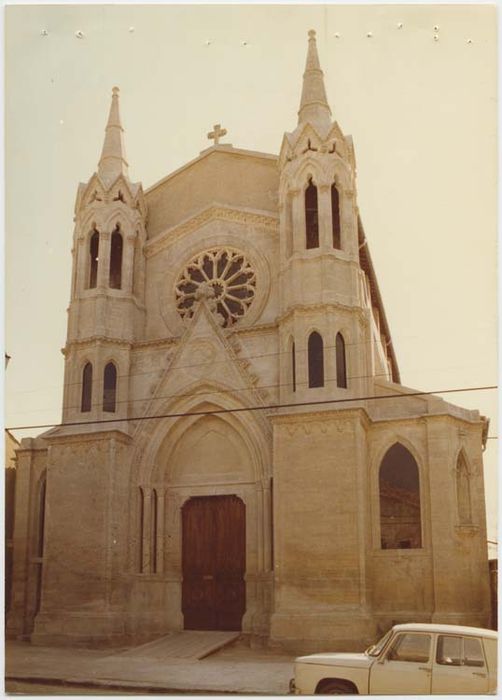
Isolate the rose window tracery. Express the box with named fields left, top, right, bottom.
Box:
left=175, top=248, right=256, bottom=328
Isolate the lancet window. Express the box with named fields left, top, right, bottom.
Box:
left=305, top=178, right=319, bottom=249
left=308, top=331, right=324, bottom=388
left=138, top=488, right=144, bottom=573
left=81, top=362, right=93, bottom=412
left=456, top=453, right=472, bottom=524
left=331, top=184, right=341, bottom=249
left=379, top=443, right=422, bottom=549
left=34, top=473, right=47, bottom=615
left=103, top=362, right=117, bottom=412
left=336, top=332, right=347, bottom=388
left=291, top=339, right=296, bottom=392
left=109, top=226, right=123, bottom=289
left=89, top=230, right=100, bottom=289
left=151, top=490, right=158, bottom=574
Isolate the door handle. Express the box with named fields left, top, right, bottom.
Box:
left=418, top=667, right=431, bottom=673
left=472, top=672, right=487, bottom=678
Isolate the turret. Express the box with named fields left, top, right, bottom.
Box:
left=62, top=88, right=147, bottom=426
left=277, top=31, right=382, bottom=408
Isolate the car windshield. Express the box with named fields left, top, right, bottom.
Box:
left=366, top=630, right=393, bottom=657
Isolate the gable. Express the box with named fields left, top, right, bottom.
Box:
left=145, top=147, right=279, bottom=239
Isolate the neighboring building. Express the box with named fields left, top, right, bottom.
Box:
left=5, top=429, right=19, bottom=615
left=7, top=31, right=491, bottom=652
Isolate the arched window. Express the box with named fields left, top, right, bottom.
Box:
left=109, top=227, right=123, bottom=289
left=89, top=230, right=99, bottom=288
left=138, top=487, right=144, bottom=573
left=456, top=453, right=472, bottom=524
left=291, top=340, right=296, bottom=392
left=379, top=443, right=422, bottom=549
left=285, top=192, right=293, bottom=258
left=103, top=362, right=117, bottom=412
left=336, top=332, right=347, bottom=388
left=308, top=331, right=324, bottom=388
left=331, top=184, right=341, bottom=249
left=151, top=489, right=158, bottom=574
left=81, top=362, right=93, bottom=412
left=34, top=474, right=47, bottom=615
left=305, top=178, right=319, bottom=249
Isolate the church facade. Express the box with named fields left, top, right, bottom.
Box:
left=8, top=31, right=491, bottom=652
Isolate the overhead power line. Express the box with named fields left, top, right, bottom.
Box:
left=5, top=383, right=497, bottom=432
left=8, top=334, right=404, bottom=397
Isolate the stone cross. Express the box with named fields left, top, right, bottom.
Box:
left=207, top=124, right=227, bottom=145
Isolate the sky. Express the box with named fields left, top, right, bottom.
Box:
left=4, top=4, right=497, bottom=552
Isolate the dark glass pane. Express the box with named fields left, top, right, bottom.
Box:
left=103, top=362, right=117, bottom=412
left=379, top=443, right=421, bottom=549
left=305, top=179, right=319, bottom=249
left=109, top=230, right=123, bottom=289
left=292, top=342, right=296, bottom=392
left=336, top=333, right=347, bottom=388
left=308, top=332, right=324, bottom=388
left=81, top=362, right=93, bottom=412
left=332, top=184, right=341, bottom=249
left=89, top=232, right=99, bottom=288
left=437, top=636, right=462, bottom=666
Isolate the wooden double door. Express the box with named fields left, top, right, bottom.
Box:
left=182, top=495, right=246, bottom=631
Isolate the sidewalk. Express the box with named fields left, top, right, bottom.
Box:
left=5, top=639, right=295, bottom=695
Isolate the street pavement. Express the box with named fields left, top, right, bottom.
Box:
left=5, top=639, right=295, bottom=695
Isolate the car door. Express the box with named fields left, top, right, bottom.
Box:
left=369, top=632, right=432, bottom=694
left=431, top=634, right=489, bottom=694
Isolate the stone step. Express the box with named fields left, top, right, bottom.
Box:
left=117, top=630, right=241, bottom=660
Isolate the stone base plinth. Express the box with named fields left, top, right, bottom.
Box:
left=31, top=611, right=129, bottom=648
left=270, top=610, right=377, bottom=654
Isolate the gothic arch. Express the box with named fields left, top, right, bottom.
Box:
left=127, top=386, right=273, bottom=635
left=307, top=329, right=325, bottom=388
left=335, top=331, right=347, bottom=388
left=87, top=229, right=100, bottom=289
left=103, top=361, right=118, bottom=412
left=455, top=449, right=472, bottom=524
left=103, top=210, right=134, bottom=232
left=80, top=360, right=93, bottom=412
left=130, top=384, right=271, bottom=488
left=292, top=160, right=329, bottom=190
left=377, top=441, right=423, bottom=550
left=327, top=159, right=352, bottom=191
left=288, top=335, right=296, bottom=392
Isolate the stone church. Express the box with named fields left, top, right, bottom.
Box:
left=8, top=31, right=491, bottom=652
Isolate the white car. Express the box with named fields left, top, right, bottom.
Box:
left=290, top=623, right=497, bottom=695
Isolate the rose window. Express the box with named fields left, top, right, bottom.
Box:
left=175, top=248, right=256, bottom=327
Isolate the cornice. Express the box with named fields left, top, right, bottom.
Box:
left=270, top=406, right=369, bottom=425
left=144, top=205, right=279, bottom=259
left=277, top=301, right=366, bottom=325
left=71, top=291, right=146, bottom=312
left=132, top=337, right=179, bottom=350
left=230, top=321, right=278, bottom=337
left=62, top=336, right=133, bottom=355
left=42, top=428, right=132, bottom=445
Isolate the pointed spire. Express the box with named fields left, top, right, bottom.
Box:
left=98, top=87, right=129, bottom=184
left=298, top=30, right=332, bottom=128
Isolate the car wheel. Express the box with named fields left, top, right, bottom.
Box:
left=316, top=680, right=356, bottom=695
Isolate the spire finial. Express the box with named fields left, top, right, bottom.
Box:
left=98, top=86, right=129, bottom=184
left=298, top=29, right=332, bottom=127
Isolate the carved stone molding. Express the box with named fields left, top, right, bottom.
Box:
left=145, top=205, right=279, bottom=260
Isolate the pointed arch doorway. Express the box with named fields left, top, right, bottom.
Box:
left=182, top=494, right=246, bottom=631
